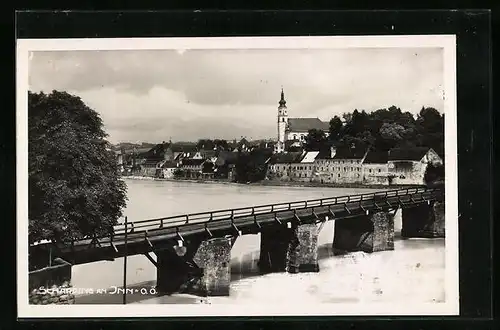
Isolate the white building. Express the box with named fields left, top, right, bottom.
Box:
left=274, top=89, right=330, bottom=153
left=362, top=150, right=389, bottom=185
left=312, top=146, right=367, bottom=184
left=387, top=147, right=443, bottom=185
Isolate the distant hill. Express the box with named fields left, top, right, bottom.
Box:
left=112, top=142, right=156, bottom=151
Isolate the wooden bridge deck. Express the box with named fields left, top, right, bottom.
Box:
left=29, top=187, right=444, bottom=265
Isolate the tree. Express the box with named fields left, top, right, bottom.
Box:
left=416, top=107, right=444, bottom=156
left=28, top=91, right=127, bottom=245
left=173, top=168, right=184, bottom=178
left=213, top=139, right=229, bottom=150
left=328, top=116, right=343, bottom=142
left=304, top=129, right=328, bottom=151
left=380, top=123, right=406, bottom=143
left=202, top=161, right=214, bottom=173
left=328, top=105, right=443, bottom=154
left=234, top=149, right=271, bottom=183
left=424, top=163, right=445, bottom=186
left=197, top=139, right=215, bottom=150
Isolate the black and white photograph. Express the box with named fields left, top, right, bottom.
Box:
left=17, top=35, right=458, bottom=317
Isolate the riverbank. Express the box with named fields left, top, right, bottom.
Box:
left=121, top=176, right=418, bottom=190
left=247, top=180, right=417, bottom=190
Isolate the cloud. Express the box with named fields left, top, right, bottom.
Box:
left=28, top=47, right=444, bottom=143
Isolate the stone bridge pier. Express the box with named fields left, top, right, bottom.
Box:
left=401, top=201, right=445, bottom=238
left=332, top=211, right=395, bottom=255
left=156, top=235, right=232, bottom=297
left=259, top=223, right=319, bottom=274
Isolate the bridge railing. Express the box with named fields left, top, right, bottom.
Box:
left=110, top=186, right=442, bottom=237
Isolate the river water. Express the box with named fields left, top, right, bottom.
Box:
left=73, top=179, right=445, bottom=305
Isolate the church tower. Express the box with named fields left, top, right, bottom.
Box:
left=276, top=88, right=288, bottom=153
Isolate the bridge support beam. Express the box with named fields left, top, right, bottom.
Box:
left=402, top=201, right=445, bottom=238
left=259, top=223, right=319, bottom=274
left=332, top=211, right=394, bottom=255
left=156, top=236, right=232, bottom=297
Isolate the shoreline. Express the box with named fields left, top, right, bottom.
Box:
left=121, top=176, right=419, bottom=190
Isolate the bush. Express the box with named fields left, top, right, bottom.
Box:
left=173, top=168, right=184, bottom=178
left=424, top=163, right=445, bottom=186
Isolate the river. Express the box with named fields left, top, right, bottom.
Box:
left=73, top=179, right=445, bottom=305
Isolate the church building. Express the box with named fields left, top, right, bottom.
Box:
left=274, top=88, right=330, bottom=153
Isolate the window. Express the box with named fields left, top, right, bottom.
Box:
left=369, top=169, right=372, bottom=173
left=338, top=174, right=341, bottom=178
left=378, top=169, right=381, bottom=173
left=293, top=134, right=297, bottom=140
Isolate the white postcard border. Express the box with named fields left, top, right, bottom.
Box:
left=16, top=35, right=459, bottom=318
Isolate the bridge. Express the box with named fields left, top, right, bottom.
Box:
left=29, top=186, right=445, bottom=300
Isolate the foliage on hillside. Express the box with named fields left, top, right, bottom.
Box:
left=28, top=91, right=127, bottom=244
left=303, top=106, right=444, bottom=156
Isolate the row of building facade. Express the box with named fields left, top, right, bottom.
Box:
left=116, top=141, right=241, bottom=180
left=117, top=139, right=443, bottom=186
left=267, top=146, right=443, bottom=186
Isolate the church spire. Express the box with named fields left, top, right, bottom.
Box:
left=279, top=87, right=287, bottom=107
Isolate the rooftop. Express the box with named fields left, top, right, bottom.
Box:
left=332, top=147, right=368, bottom=160
left=161, top=160, right=178, bottom=168
left=364, top=150, right=389, bottom=164
left=142, top=143, right=169, bottom=161
left=300, top=151, right=320, bottom=163
left=388, top=147, right=430, bottom=161
left=181, top=159, right=205, bottom=166
left=269, top=152, right=304, bottom=164
left=287, top=118, right=329, bottom=133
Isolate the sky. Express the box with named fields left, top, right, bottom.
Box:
left=29, top=47, right=444, bottom=144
